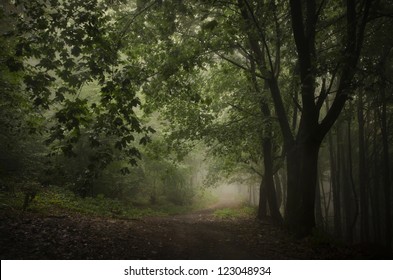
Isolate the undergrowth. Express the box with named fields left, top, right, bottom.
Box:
left=0, top=186, right=205, bottom=219
left=213, top=206, right=256, bottom=219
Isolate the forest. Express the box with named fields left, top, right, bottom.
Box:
left=1, top=0, right=393, bottom=259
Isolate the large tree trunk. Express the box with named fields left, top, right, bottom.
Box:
left=285, top=138, right=321, bottom=237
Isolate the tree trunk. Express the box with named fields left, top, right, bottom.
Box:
left=328, top=125, right=342, bottom=237
left=358, top=91, right=369, bottom=241
left=339, top=121, right=355, bottom=243
left=280, top=168, right=287, bottom=214
left=248, top=185, right=253, bottom=205
left=274, top=174, right=282, bottom=211
left=258, top=178, right=267, bottom=219
left=285, top=139, right=321, bottom=237
left=371, top=110, right=382, bottom=243
left=320, top=166, right=332, bottom=232
left=347, top=116, right=359, bottom=242
left=380, top=79, right=392, bottom=250
left=315, top=171, right=324, bottom=229
left=248, top=52, right=282, bottom=224
left=262, top=136, right=283, bottom=224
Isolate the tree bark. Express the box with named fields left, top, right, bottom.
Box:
left=371, top=110, right=382, bottom=243
left=347, top=115, right=359, bottom=242
left=262, top=135, right=283, bottom=224
left=274, top=174, right=283, bottom=211
left=357, top=90, right=369, bottom=241
left=379, top=76, right=392, bottom=250
left=330, top=125, right=342, bottom=238
left=258, top=178, right=267, bottom=219
left=326, top=98, right=342, bottom=237
left=315, top=169, right=324, bottom=229
left=285, top=138, right=321, bottom=236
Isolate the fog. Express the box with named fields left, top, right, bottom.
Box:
left=209, top=182, right=252, bottom=207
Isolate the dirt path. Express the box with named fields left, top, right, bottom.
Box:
left=0, top=207, right=390, bottom=259
left=144, top=210, right=254, bottom=259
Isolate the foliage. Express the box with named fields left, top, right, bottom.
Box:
left=1, top=0, right=393, bottom=248
left=0, top=3, right=48, bottom=187
left=214, top=206, right=256, bottom=219
left=0, top=186, right=205, bottom=218
left=5, top=0, right=154, bottom=171
left=139, top=137, right=198, bottom=206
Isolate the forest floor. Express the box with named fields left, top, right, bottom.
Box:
left=1, top=204, right=392, bottom=260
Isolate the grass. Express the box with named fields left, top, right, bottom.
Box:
left=0, top=186, right=204, bottom=219
left=213, top=206, right=256, bottom=219
left=0, top=186, right=256, bottom=220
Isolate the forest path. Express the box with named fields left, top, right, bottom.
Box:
left=143, top=206, right=254, bottom=259
left=0, top=206, right=386, bottom=259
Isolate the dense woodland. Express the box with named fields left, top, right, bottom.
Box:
left=1, top=0, right=393, bottom=259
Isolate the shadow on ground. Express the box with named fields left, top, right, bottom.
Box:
left=0, top=206, right=391, bottom=259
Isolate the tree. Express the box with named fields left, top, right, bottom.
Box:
left=235, top=0, right=373, bottom=236
left=4, top=0, right=391, bottom=242
left=6, top=0, right=155, bottom=181
left=114, top=0, right=377, bottom=235
left=0, top=2, right=48, bottom=195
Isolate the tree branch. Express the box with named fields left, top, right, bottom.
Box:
left=217, top=53, right=267, bottom=79
left=289, top=0, right=317, bottom=121
left=237, top=0, right=294, bottom=147
left=319, top=0, right=373, bottom=138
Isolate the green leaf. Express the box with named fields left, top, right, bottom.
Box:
left=6, top=57, right=24, bottom=72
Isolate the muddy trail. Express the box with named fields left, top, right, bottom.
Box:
left=0, top=206, right=391, bottom=260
